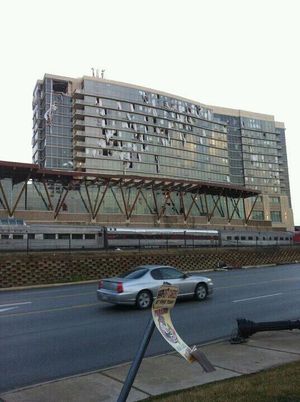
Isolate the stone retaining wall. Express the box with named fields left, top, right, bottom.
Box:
left=1, top=246, right=300, bottom=288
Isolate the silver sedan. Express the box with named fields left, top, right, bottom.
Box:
left=97, top=265, right=213, bottom=309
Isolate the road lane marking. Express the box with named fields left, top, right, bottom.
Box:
left=0, top=302, right=32, bottom=314
left=0, top=302, right=100, bottom=318
left=0, top=307, right=19, bottom=313
left=232, top=293, right=282, bottom=303
left=0, top=292, right=94, bottom=304
left=0, top=301, right=32, bottom=308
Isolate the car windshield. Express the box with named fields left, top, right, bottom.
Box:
left=119, top=267, right=148, bottom=279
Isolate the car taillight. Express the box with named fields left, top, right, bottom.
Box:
left=98, top=280, right=103, bottom=289
left=116, top=282, right=124, bottom=293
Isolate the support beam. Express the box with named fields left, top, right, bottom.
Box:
left=179, top=192, right=186, bottom=220
left=54, top=188, right=69, bottom=219
left=245, top=195, right=259, bottom=223
left=204, top=193, right=209, bottom=219
left=185, top=193, right=200, bottom=221
left=158, top=192, right=170, bottom=220
left=152, top=187, right=159, bottom=219
left=111, top=187, right=124, bottom=215
left=78, top=189, right=91, bottom=214
left=128, top=189, right=142, bottom=219
left=11, top=181, right=27, bottom=216
left=84, top=181, right=94, bottom=215
left=140, top=190, right=154, bottom=214
left=225, top=196, right=230, bottom=222
left=93, top=180, right=110, bottom=219
left=120, top=183, right=129, bottom=220
left=0, top=181, right=12, bottom=215
left=208, top=194, right=222, bottom=222
left=43, top=180, right=54, bottom=211
left=229, top=195, right=242, bottom=222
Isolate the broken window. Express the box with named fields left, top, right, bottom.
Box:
left=179, top=132, right=186, bottom=146
left=155, top=155, right=160, bottom=173
left=52, top=80, right=68, bottom=93
left=95, top=97, right=102, bottom=106
left=102, top=149, right=112, bottom=156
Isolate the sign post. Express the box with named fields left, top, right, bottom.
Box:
left=117, top=317, right=155, bottom=402
left=152, top=284, right=215, bottom=371
left=117, top=284, right=214, bottom=402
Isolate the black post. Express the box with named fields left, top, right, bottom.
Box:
left=236, top=318, right=300, bottom=340
left=117, top=317, right=156, bottom=402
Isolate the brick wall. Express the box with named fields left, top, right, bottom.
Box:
left=1, top=246, right=300, bottom=288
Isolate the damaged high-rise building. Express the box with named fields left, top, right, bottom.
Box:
left=30, top=73, right=293, bottom=230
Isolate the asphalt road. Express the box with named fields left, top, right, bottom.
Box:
left=1, top=263, right=300, bottom=392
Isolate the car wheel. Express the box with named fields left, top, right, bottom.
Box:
left=136, top=290, right=152, bottom=309
left=194, top=283, right=208, bottom=301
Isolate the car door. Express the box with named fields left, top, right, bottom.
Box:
left=149, top=268, right=165, bottom=296
left=159, top=267, right=191, bottom=296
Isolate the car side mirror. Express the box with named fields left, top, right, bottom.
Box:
left=182, top=273, right=188, bottom=279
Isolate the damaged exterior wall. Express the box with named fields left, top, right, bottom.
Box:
left=28, top=74, right=294, bottom=230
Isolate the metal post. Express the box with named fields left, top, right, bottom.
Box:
left=232, top=318, right=300, bottom=343
left=117, top=317, right=156, bottom=402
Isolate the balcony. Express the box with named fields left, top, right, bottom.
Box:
left=74, top=152, right=87, bottom=159
left=73, top=100, right=85, bottom=110
left=73, top=119, right=85, bottom=129
left=73, top=130, right=85, bottom=139
left=73, top=109, right=85, bottom=118
left=73, top=90, right=84, bottom=99
left=73, top=141, right=86, bottom=150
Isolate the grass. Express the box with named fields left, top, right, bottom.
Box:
left=145, top=360, right=300, bottom=402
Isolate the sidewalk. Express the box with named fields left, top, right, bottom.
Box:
left=1, top=330, right=300, bottom=402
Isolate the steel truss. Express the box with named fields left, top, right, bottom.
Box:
left=0, top=161, right=260, bottom=224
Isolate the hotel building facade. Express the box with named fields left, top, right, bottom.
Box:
left=2, top=73, right=293, bottom=230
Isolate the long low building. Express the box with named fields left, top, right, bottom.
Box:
left=0, top=74, right=293, bottom=231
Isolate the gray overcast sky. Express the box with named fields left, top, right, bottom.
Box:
left=1, top=0, right=299, bottom=224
